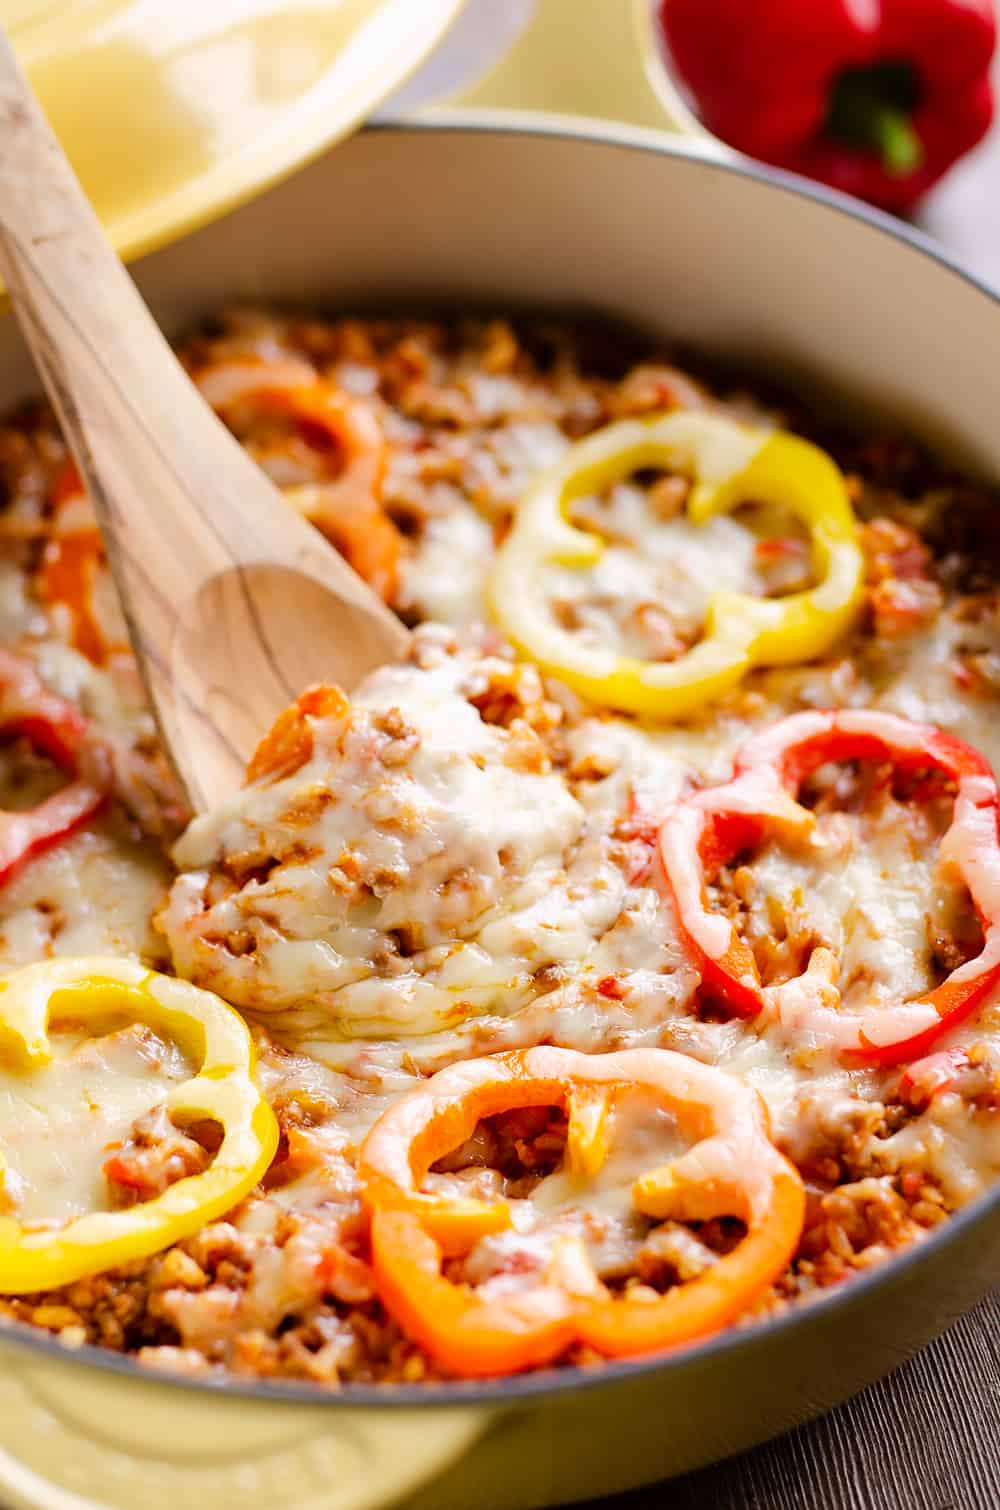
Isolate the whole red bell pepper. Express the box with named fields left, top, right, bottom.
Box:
left=659, top=0, right=996, bottom=213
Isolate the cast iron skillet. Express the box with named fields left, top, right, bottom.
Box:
left=0, top=8, right=997, bottom=1509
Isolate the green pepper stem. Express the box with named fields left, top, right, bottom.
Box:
left=856, top=101, right=923, bottom=175
left=827, top=63, right=925, bottom=178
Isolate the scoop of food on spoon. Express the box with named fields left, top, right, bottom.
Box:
left=0, top=27, right=410, bottom=815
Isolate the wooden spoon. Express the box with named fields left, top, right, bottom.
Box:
left=0, top=29, right=410, bottom=814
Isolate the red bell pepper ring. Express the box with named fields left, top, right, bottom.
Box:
left=0, top=651, right=106, bottom=884
left=0, top=647, right=90, bottom=771
left=658, top=709, right=1000, bottom=1065
left=660, top=0, right=996, bottom=213
left=897, top=1047, right=971, bottom=1106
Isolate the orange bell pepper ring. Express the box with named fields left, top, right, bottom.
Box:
left=658, top=708, right=1000, bottom=1065
left=360, top=1046, right=804, bottom=1377
left=36, top=460, right=113, bottom=666
left=194, top=360, right=401, bottom=601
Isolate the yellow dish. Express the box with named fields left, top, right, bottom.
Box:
left=3, top=0, right=467, bottom=262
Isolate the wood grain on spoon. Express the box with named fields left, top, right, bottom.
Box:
left=0, top=28, right=410, bottom=814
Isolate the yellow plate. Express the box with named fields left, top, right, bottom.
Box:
left=5, top=0, right=467, bottom=263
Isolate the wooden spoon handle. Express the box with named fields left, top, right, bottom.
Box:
left=0, top=26, right=253, bottom=570
left=0, top=28, right=408, bottom=812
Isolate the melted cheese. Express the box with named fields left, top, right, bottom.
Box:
left=544, top=498, right=762, bottom=662
left=0, top=825, right=171, bottom=971
left=0, top=561, right=45, bottom=643
left=874, top=1092, right=1000, bottom=1205
left=162, top=594, right=1000, bottom=1203
left=163, top=646, right=630, bottom=1040
left=5, top=319, right=1000, bottom=1290
left=461, top=1089, right=687, bottom=1290
left=26, top=639, right=152, bottom=742
left=751, top=805, right=942, bottom=1007
left=161, top=344, right=1000, bottom=1223
left=0, top=1025, right=190, bottom=1224
left=0, top=736, right=171, bottom=971
left=398, top=507, right=496, bottom=626
left=874, top=607, right=1000, bottom=766
left=397, top=420, right=568, bottom=626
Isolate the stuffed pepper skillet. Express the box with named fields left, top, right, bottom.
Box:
left=0, top=79, right=998, bottom=1510
left=7, top=311, right=985, bottom=1366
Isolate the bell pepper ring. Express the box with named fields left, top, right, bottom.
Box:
left=194, top=360, right=401, bottom=602
left=360, top=1046, right=805, bottom=1377
left=488, top=412, right=864, bottom=719
left=658, top=709, right=1000, bottom=1065
left=0, top=650, right=107, bottom=886
left=36, top=460, right=115, bottom=667
left=0, top=957, right=278, bottom=1292
left=897, top=1047, right=971, bottom=1108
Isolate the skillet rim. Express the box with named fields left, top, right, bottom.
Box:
left=0, top=110, right=998, bottom=1410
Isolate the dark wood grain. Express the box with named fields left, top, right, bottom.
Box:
left=575, top=1290, right=999, bottom=1510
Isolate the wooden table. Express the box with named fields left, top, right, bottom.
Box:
left=390, top=8, right=1000, bottom=1506
left=581, top=1294, right=1000, bottom=1510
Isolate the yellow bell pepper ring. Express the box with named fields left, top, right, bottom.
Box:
left=0, top=957, right=278, bottom=1293
left=488, top=411, right=865, bottom=719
